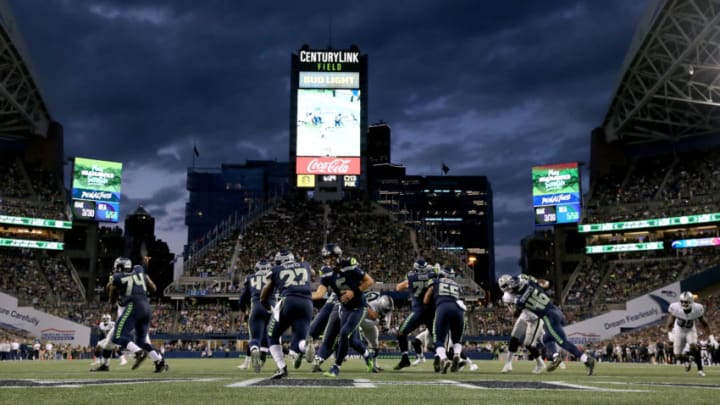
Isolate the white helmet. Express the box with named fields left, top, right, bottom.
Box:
left=376, top=295, right=394, bottom=314
left=679, top=291, right=694, bottom=310
left=101, top=314, right=112, bottom=323
left=274, top=250, right=295, bottom=265
left=498, top=274, right=513, bottom=292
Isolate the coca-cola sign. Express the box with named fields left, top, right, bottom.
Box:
left=296, top=157, right=360, bottom=175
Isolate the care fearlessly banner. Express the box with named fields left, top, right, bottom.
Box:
left=0, top=292, right=91, bottom=346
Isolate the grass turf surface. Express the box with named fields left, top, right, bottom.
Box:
left=0, top=357, right=717, bottom=404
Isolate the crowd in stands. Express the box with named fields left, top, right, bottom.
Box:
left=0, top=153, right=67, bottom=221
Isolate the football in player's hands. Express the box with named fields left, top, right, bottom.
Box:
left=538, top=279, right=550, bottom=289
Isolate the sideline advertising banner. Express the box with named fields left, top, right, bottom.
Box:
left=0, top=292, right=91, bottom=346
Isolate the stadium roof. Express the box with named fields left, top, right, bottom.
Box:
left=603, top=0, right=720, bottom=145
left=0, top=0, right=51, bottom=139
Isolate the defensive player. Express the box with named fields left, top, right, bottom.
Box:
left=109, top=261, right=168, bottom=373
left=260, top=249, right=314, bottom=379
left=664, top=291, right=713, bottom=376
left=394, top=258, right=437, bottom=370
left=90, top=313, right=116, bottom=371
left=238, top=258, right=274, bottom=372
left=498, top=273, right=595, bottom=375
left=360, top=292, right=394, bottom=372
left=311, top=243, right=374, bottom=377
left=423, top=266, right=465, bottom=373
left=498, top=274, right=546, bottom=374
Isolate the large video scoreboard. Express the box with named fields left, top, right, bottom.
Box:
left=70, top=157, right=123, bottom=223
left=532, top=162, right=581, bottom=225
left=292, top=47, right=366, bottom=190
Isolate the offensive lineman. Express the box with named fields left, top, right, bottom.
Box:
left=109, top=261, right=168, bottom=373
left=664, top=291, right=713, bottom=376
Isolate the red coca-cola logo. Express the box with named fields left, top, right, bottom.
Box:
left=307, top=158, right=351, bottom=173
left=296, top=157, right=360, bottom=175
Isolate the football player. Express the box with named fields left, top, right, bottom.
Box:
left=260, top=249, right=314, bottom=379
left=499, top=273, right=596, bottom=376
left=423, top=266, right=466, bottom=373
left=498, top=274, right=546, bottom=374
left=90, top=313, right=116, bottom=371
left=239, top=258, right=274, bottom=372
left=305, top=264, right=341, bottom=370
left=108, top=259, right=168, bottom=373
left=311, top=243, right=374, bottom=377
left=664, top=292, right=712, bottom=376
left=394, top=258, right=437, bottom=370
left=361, top=292, right=394, bottom=372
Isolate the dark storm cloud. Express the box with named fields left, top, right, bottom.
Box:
left=8, top=0, right=648, bottom=267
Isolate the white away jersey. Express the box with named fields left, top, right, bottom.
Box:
left=668, top=302, right=704, bottom=330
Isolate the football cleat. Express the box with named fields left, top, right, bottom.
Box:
left=371, top=366, right=382, bottom=373
left=546, top=355, right=562, bottom=372
left=685, top=356, right=693, bottom=372
left=698, top=370, right=706, bottom=377
left=305, top=340, right=315, bottom=363
left=585, top=355, right=595, bottom=376
left=271, top=366, right=288, bottom=379
left=250, top=347, right=262, bottom=373
left=533, top=359, right=546, bottom=374
left=365, top=356, right=374, bottom=372
left=323, top=365, right=340, bottom=377
left=501, top=363, right=512, bottom=373
left=154, top=359, right=168, bottom=373
left=469, top=363, right=479, bottom=371
left=412, top=355, right=426, bottom=366
left=90, top=364, right=109, bottom=372
left=119, top=355, right=128, bottom=366
left=440, top=358, right=451, bottom=374
left=450, top=356, right=460, bottom=372
left=311, top=364, right=323, bottom=373
left=131, top=350, right=147, bottom=370
left=433, top=356, right=441, bottom=372
left=293, top=352, right=304, bottom=369
left=394, top=354, right=411, bottom=370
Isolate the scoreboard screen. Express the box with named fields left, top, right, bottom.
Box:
left=71, top=157, right=123, bottom=223
left=532, top=162, right=581, bottom=226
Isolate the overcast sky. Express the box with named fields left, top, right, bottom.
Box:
left=8, top=0, right=648, bottom=274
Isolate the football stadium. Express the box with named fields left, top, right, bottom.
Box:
left=1, top=1, right=720, bottom=404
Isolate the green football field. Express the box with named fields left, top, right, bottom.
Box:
left=0, top=357, right=717, bottom=404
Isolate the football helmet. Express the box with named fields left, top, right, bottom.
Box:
left=679, top=291, right=694, bottom=310
left=113, top=257, right=132, bottom=272
left=255, top=259, right=272, bottom=272
left=439, top=266, right=455, bottom=278
left=321, top=243, right=343, bottom=258
left=101, top=314, right=112, bottom=323
left=413, top=259, right=432, bottom=273
left=274, top=250, right=295, bottom=265
left=376, top=295, right=394, bottom=314
left=498, top=274, right=513, bottom=292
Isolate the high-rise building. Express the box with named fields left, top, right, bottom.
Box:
left=185, top=160, right=289, bottom=246
left=375, top=175, right=495, bottom=291
left=289, top=44, right=368, bottom=200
